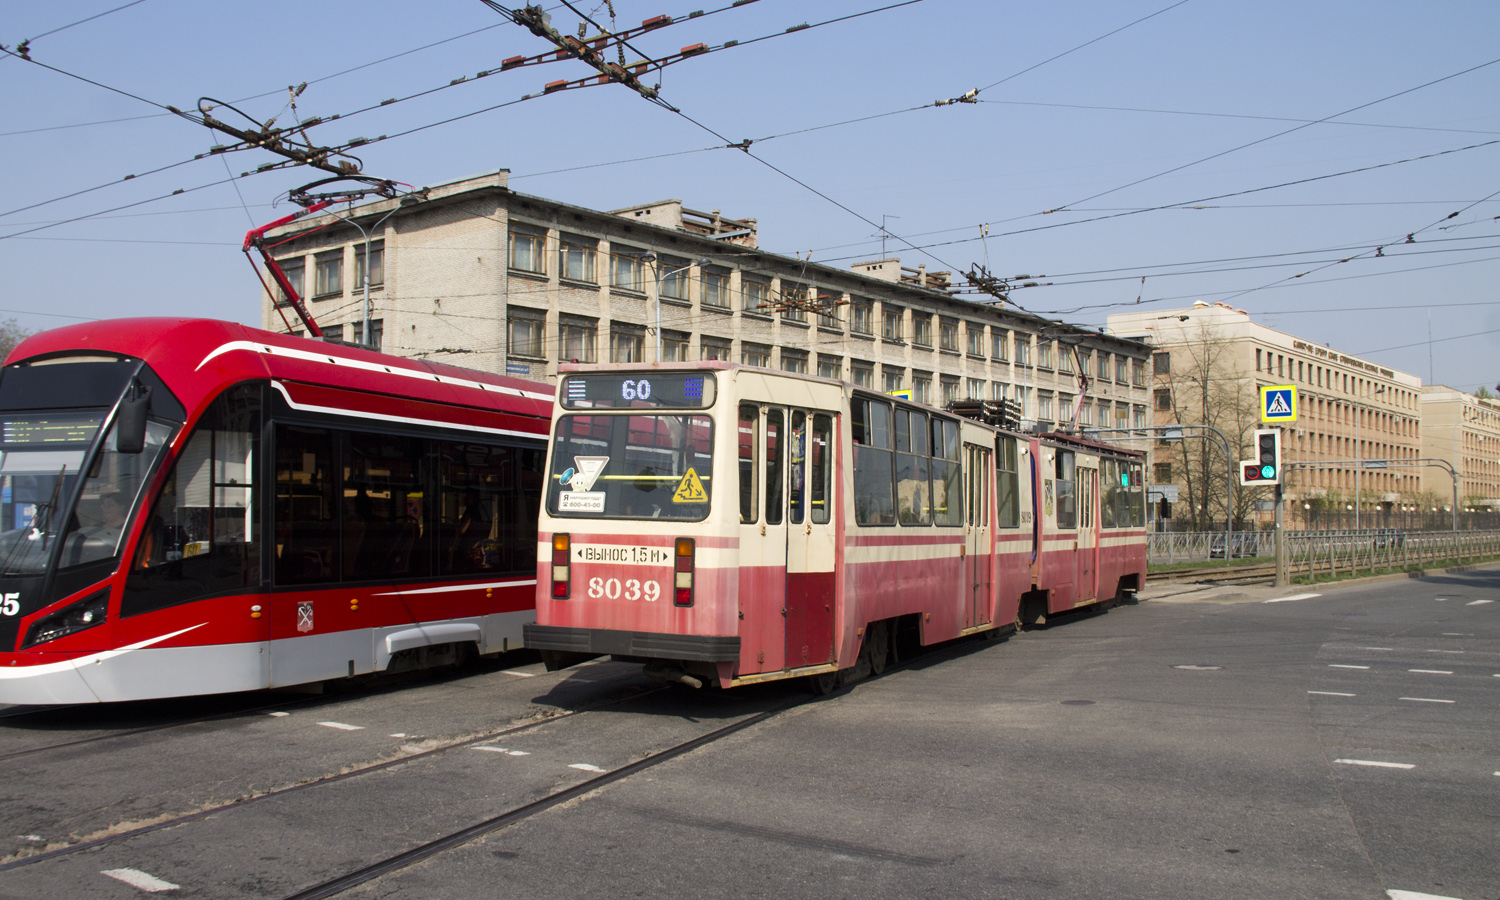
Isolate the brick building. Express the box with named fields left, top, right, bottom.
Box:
left=1420, top=386, right=1500, bottom=512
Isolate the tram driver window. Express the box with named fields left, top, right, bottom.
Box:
left=1055, top=450, right=1077, bottom=529
left=851, top=398, right=895, bottom=525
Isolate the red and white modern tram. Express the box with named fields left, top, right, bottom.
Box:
left=0, top=318, right=552, bottom=703
left=525, top=363, right=1146, bottom=690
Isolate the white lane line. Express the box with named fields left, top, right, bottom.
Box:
left=1362, top=647, right=1395, bottom=651
left=474, top=746, right=510, bottom=753
left=102, top=868, right=179, bottom=892
left=1466, top=599, right=1493, bottom=606
left=268, top=712, right=289, bottom=717
left=569, top=763, right=606, bottom=772
left=317, top=721, right=364, bottom=731
left=1426, top=649, right=1464, bottom=654
left=1408, top=669, right=1453, bottom=675
left=507, top=750, right=530, bottom=756
left=1399, top=697, right=1455, bottom=704
left=18, top=835, right=43, bottom=843
left=389, top=733, right=406, bottom=738
left=1308, top=691, right=1356, bottom=697
left=1441, top=633, right=1472, bottom=636
left=1389, top=890, right=1466, bottom=900
left=502, top=670, right=537, bottom=677
left=1335, top=758, right=1415, bottom=769
left=1264, top=592, right=1322, bottom=603
left=1329, top=664, right=1370, bottom=669
left=1435, top=598, right=1448, bottom=602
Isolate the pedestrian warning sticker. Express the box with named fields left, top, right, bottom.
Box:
left=1260, top=384, right=1297, bottom=423
left=672, top=468, right=708, bottom=503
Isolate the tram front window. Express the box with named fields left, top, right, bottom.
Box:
left=547, top=414, right=714, bottom=520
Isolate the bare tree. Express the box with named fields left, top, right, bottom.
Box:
left=0, top=318, right=35, bottom=362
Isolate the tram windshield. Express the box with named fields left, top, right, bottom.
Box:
left=547, top=413, right=714, bottom=520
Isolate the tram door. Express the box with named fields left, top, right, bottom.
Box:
left=1077, top=467, right=1099, bottom=603
left=784, top=410, right=837, bottom=668
left=965, top=443, right=992, bottom=627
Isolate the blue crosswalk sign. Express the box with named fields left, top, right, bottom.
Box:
left=1260, top=384, right=1297, bottom=423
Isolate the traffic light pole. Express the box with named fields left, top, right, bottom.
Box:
left=1274, top=480, right=1288, bottom=587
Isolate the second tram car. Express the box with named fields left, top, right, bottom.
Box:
left=0, top=319, right=552, bottom=703
left=525, top=362, right=1146, bottom=690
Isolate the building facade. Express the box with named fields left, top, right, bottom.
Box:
left=1420, top=386, right=1500, bottom=512
left=1108, top=302, right=1424, bottom=529
left=259, top=170, right=1151, bottom=430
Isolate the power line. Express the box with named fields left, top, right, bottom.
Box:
left=976, top=98, right=1500, bottom=137
left=2, top=0, right=150, bottom=55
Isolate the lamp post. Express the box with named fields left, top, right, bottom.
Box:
left=640, top=254, right=711, bottom=362
left=324, top=190, right=427, bottom=348
left=1354, top=384, right=1386, bottom=530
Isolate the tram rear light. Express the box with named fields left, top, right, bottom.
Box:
left=674, top=537, right=695, bottom=607
left=551, top=533, right=571, bottom=599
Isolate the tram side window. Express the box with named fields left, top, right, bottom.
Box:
left=273, top=425, right=336, bottom=585
left=789, top=412, right=807, bottom=525
left=1055, top=449, right=1077, bottom=529
left=439, top=441, right=541, bottom=576
left=996, top=436, right=1020, bottom=528
left=344, top=433, right=429, bottom=581
left=930, top=418, right=963, bottom=527
left=765, top=410, right=785, bottom=526
left=895, top=409, right=930, bottom=526
left=1125, top=461, right=1145, bottom=526
left=1100, top=458, right=1118, bottom=528
left=851, top=398, right=895, bottom=525
left=126, top=384, right=263, bottom=616
left=810, top=414, right=832, bottom=525
left=739, top=404, right=758, bottom=524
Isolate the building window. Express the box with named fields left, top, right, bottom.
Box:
left=992, top=382, right=1007, bottom=402
left=313, top=251, right=342, bottom=298
left=852, top=361, right=874, bottom=388
left=913, top=314, right=932, bottom=347
left=1255, top=348, right=1263, bottom=372
left=1097, top=351, right=1109, bottom=379
left=355, top=240, right=383, bottom=289
left=882, top=306, right=904, bottom=341
left=816, top=355, right=841, bottom=380
left=1133, top=405, right=1146, bottom=428
left=743, top=275, right=771, bottom=313
left=701, top=336, right=731, bottom=361
left=1154, top=462, right=1173, bottom=483
left=966, top=324, right=984, bottom=357
left=992, top=329, right=1009, bottom=360
left=507, top=308, right=545, bottom=358
left=349, top=318, right=383, bottom=351
left=702, top=267, right=730, bottom=308
left=610, top=323, right=645, bottom=363
left=558, top=235, right=597, bottom=283
left=1058, top=345, right=1073, bottom=373
left=967, top=378, right=985, bottom=400
left=1037, top=341, right=1053, bottom=369
left=661, top=330, right=689, bottom=362
left=913, top=373, right=932, bottom=404
left=1038, top=392, right=1054, bottom=422
left=509, top=224, right=546, bottom=275
left=1154, top=352, right=1170, bottom=375
left=942, top=376, right=961, bottom=404
left=559, top=316, right=597, bottom=363
left=781, top=349, right=808, bottom=374
left=1154, top=389, right=1172, bottom=411
left=1132, top=362, right=1145, bottom=387
left=851, top=298, right=874, bottom=335
left=1116, top=356, right=1128, bottom=382
left=882, top=366, right=904, bottom=393
left=939, top=319, right=959, bottom=352
left=1015, top=336, right=1031, bottom=366
left=1060, top=393, right=1074, bottom=421
left=1115, top=404, right=1128, bottom=429
left=660, top=256, right=690, bottom=300
left=742, top=342, right=772, bottom=368
left=275, top=257, right=305, bottom=304
left=816, top=290, right=842, bottom=329
left=781, top=281, right=808, bottom=323
left=1080, top=402, right=1092, bottom=426
left=611, top=247, right=646, bottom=291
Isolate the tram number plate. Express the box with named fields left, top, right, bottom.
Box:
left=572, top=544, right=671, bottom=566
left=587, top=577, right=662, bottom=603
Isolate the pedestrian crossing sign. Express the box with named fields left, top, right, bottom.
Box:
left=1260, top=385, right=1297, bottom=423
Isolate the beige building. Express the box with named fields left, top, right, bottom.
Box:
left=1420, top=386, right=1500, bottom=509
left=258, top=170, right=1151, bottom=429
left=1108, top=302, right=1423, bottom=527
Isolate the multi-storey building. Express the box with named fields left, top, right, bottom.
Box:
left=1108, top=302, right=1423, bottom=527
left=1420, top=386, right=1500, bottom=510
left=258, top=170, right=1151, bottom=429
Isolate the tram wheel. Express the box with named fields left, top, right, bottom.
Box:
left=865, top=621, right=890, bottom=677
left=809, top=671, right=840, bottom=696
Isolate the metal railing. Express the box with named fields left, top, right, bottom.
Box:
left=1149, top=531, right=1274, bottom=563
left=1285, top=529, right=1500, bottom=581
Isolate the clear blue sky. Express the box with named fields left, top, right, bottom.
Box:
left=3, top=0, right=1497, bottom=391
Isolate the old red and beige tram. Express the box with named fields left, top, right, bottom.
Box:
left=525, top=362, right=1147, bottom=690
left=0, top=318, right=551, bottom=703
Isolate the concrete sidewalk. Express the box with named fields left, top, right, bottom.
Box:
left=1138, top=559, right=1500, bottom=604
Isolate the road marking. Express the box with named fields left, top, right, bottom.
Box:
left=268, top=712, right=289, bottom=717
left=474, top=746, right=509, bottom=753
left=1362, top=647, right=1395, bottom=651
left=502, top=670, right=537, bottom=677
left=1264, top=592, right=1322, bottom=603
left=1408, top=669, right=1453, bottom=675
left=1308, top=691, right=1355, bottom=697
left=1389, top=890, right=1466, bottom=900
left=1466, top=599, right=1493, bottom=606
left=1441, top=632, right=1471, bottom=636
left=569, top=763, right=606, bottom=772
left=507, top=750, right=530, bottom=756
left=1435, top=598, right=1448, bottom=602
left=18, top=835, right=42, bottom=842
left=1329, top=664, right=1370, bottom=669
left=1425, top=649, right=1464, bottom=654
left=317, top=721, right=364, bottom=731
left=1335, top=758, right=1415, bottom=769
left=1399, top=697, right=1455, bottom=704
left=389, top=733, right=406, bottom=738
left=102, top=868, right=179, bottom=892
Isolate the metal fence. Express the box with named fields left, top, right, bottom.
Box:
left=1149, top=531, right=1273, bottom=563
left=1285, top=529, right=1500, bottom=581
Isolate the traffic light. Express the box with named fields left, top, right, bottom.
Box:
left=1239, top=428, right=1281, bottom=486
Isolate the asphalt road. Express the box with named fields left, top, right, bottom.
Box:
left=0, top=569, right=1495, bottom=900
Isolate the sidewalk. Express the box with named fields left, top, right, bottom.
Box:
left=1137, top=559, right=1500, bottom=604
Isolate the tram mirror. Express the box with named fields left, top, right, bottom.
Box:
left=116, top=383, right=152, bottom=454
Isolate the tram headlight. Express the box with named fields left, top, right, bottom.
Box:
left=551, top=533, right=571, bottom=599
left=22, top=589, right=110, bottom=649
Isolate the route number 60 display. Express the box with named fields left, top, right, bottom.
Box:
left=587, top=577, right=661, bottom=602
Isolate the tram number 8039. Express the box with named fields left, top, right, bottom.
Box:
left=587, top=577, right=661, bottom=602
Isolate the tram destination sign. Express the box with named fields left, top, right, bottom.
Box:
left=561, top=373, right=717, bottom=410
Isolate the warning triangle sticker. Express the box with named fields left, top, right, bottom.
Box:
left=672, top=468, right=708, bottom=503
left=571, top=456, right=609, bottom=492
left=1266, top=392, right=1292, bottom=415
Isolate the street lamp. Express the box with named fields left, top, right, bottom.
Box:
left=324, top=189, right=427, bottom=348
left=1355, top=384, right=1386, bottom=530
left=640, top=253, right=711, bottom=362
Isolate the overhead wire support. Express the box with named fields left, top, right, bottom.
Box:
left=195, top=96, right=363, bottom=176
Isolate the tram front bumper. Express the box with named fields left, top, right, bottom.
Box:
left=523, top=624, right=740, bottom=662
